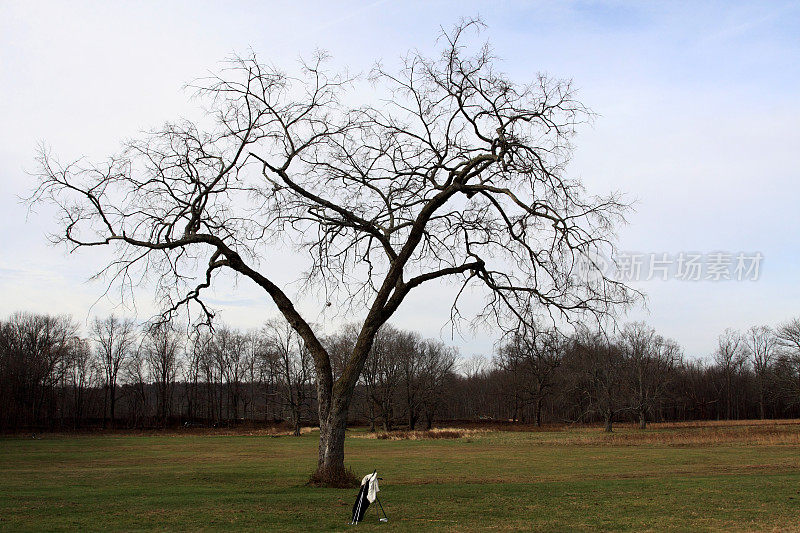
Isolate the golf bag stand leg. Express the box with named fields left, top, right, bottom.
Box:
left=375, top=496, right=388, bottom=522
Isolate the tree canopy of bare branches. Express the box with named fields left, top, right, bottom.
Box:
left=31, top=20, right=635, bottom=485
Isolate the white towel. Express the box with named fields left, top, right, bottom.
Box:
left=361, top=472, right=380, bottom=503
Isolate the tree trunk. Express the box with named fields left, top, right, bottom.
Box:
left=312, top=399, right=351, bottom=486
left=368, top=402, right=376, bottom=433
left=109, top=383, right=116, bottom=428
left=424, top=410, right=433, bottom=430
left=310, top=321, right=380, bottom=487
left=102, top=384, right=109, bottom=429
left=638, top=409, right=647, bottom=429
left=726, top=373, right=732, bottom=419
left=408, top=409, right=418, bottom=430
left=604, top=411, right=614, bottom=432
left=535, top=397, right=543, bottom=427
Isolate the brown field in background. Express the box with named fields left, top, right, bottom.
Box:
left=16, top=418, right=800, bottom=446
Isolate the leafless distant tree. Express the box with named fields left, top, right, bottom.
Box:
left=241, top=331, right=263, bottom=421
left=620, top=322, right=681, bottom=429
left=776, top=318, right=800, bottom=406
left=360, top=325, right=456, bottom=430
left=183, top=332, right=205, bottom=422
left=208, top=326, right=249, bottom=421
left=32, top=20, right=635, bottom=484
left=453, top=355, right=494, bottom=421
left=396, top=332, right=431, bottom=430
left=66, top=336, right=96, bottom=428
left=263, top=318, right=315, bottom=435
left=360, top=325, right=408, bottom=431
left=144, top=322, right=182, bottom=425
left=570, top=331, right=627, bottom=432
left=123, top=341, right=149, bottom=426
left=251, top=332, right=280, bottom=423
left=777, top=319, right=800, bottom=356
left=194, top=332, right=223, bottom=422
left=0, top=313, right=78, bottom=429
left=713, top=328, right=747, bottom=419
left=92, top=316, right=135, bottom=428
left=323, top=324, right=360, bottom=383
left=745, top=325, right=777, bottom=420
left=417, top=339, right=458, bottom=429
left=461, top=355, right=489, bottom=381
left=496, top=323, right=564, bottom=426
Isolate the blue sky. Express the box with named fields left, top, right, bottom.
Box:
left=1, top=1, right=798, bottom=359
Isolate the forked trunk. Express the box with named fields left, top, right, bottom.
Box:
left=310, top=322, right=380, bottom=487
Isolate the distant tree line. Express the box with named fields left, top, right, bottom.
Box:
left=2, top=311, right=800, bottom=433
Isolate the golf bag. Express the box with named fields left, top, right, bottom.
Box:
left=350, top=470, right=387, bottom=524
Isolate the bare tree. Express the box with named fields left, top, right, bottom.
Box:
left=453, top=355, right=495, bottom=421
left=359, top=325, right=406, bottom=431
left=144, top=322, right=182, bottom=425
left=745, top=325, right=777, bottom=420
left=777, top=319, right=800, bottom=357
left=263, top=318, right=315, bottom=435
left=0, top=313, right=78, bottom=429
left=66, top=336, right=96, bottom=428
left=251, top=331, right=280, bottom=423
left=241, top=331, right=263, bottom=421
left=123, top=341, right=149, bottom=426
left=620, top=322, right=680, bottom=429
left=776, top=318, right=800, bottom=407
left=208, top=326, right=249, bottom=422
left=713, top=329, right=747, bottom=419
left=417, top=339, right=458, bottom=429
left=194, top=332, right=223, bottom=422
left=395, top=331, right=427, bottom=430
left=570, top=331, right=627, bottom=432
left=183, top=332, right=205, bottom=423
left=32, top=20, right=634, bottom=484
left=92, top=316, right=135, bottom=428
left=494, top=338, right=527, bottom=422
left=496, top=323, right=564, bottom=426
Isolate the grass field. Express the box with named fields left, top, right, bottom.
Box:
left=3, top=420, right=800, bottom=531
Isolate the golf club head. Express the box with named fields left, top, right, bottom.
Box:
left=379, top=518, right=388, bottom=522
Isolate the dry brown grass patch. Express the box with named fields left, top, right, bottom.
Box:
left=355, top=428, right=487, bottom=440
left=544, top=420, right=800, bottom=447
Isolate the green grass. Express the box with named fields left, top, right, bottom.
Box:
left=3, top=423, right=800, bottom=531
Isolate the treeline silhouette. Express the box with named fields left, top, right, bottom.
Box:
left=2, top=311, right=799, bottom=433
